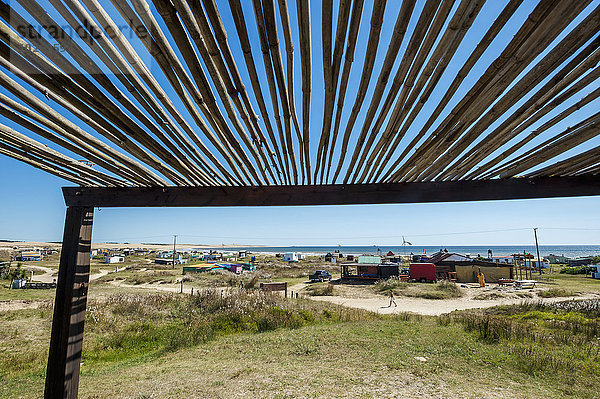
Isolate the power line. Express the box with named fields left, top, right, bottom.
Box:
left=25, top=226, right=600, bottom=244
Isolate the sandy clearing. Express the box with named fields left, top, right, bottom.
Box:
left=22, top=265, right=57, bottom=283
left=106, top=280, right=192, bottom=294
left=0, top=300, right=50, bottom=312
left=290, top=281, right=600, bottom=315
left=306, top=293, right=600, bottom=315
left=90, top=269, right=110, bottom=281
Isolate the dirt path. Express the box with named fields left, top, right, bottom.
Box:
left=306, top=294, right=599, bottom=315
left=22, top=266, right=110, bottom=283
left=107, top=280, right=191, bottom=294
left=289, top=282, right=600, bottom=315
left=23, top=265, right=57, bottom=283
left=90, top=269, right=110, bottom=281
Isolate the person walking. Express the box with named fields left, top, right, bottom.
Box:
left=389, top=289, right=397, bottom=307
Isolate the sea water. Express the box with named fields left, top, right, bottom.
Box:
left=198, top=245, right=600, bottom=258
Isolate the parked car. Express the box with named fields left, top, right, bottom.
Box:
left=309, top=270, right=332, bottom=282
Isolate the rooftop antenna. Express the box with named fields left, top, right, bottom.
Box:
left=402, top=236, right=412, bottom=254
left=533, top=228, right=542, bottom=275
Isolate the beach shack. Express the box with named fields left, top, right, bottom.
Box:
left=427, top=251, right=514, bottom=282
left=357, top=255, right=381, bottom=264
left=17, top=250, right=43, bottom=261
left=454, top=264, right=513, bottom=283
left=155, top=254, right=187, bottom=265
left=282, top=252, right=299, bottom=262
left=523, top=258, right=549, bottom=270
left=341, top=262, right=399, bottom=280
left=105, top=255, right=124, bottom=264
left=203, top=252, right=222, bottom=261
left=229, top=264, right=243, bottom=274
left=489, top=255, right=514, bottom=264
left=11, top=278, right=27, bottom=289
left=546, top=254, right=569, bottom=264
left=567, top=257, right=594, bottom=267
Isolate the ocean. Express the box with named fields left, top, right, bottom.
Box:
left=198, top=245, right=600, bottom=258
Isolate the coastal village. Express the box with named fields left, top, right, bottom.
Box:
left=3, top=241, right=600, bottom=398
left=3, top=241, right=600, bottom=300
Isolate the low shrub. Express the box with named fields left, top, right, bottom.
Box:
left=305, top=282, right=335, bottom=296
left=6, top=263, right=26, bottom=281
left=435, top=280, right=463, bottom=296
left=537, top=288, right=576, bottom=298
left=473, top=292, right=506, bottom=301
left=375, top=278, right=463, bottom=299
left=83, top=289, right=377, bottom=365
left=560, top=266, right=590, bottom=275
left=374, top=276, right=408, bottom=293
left=410, top=281, right=463, bottom=300
left=245, top=275, right=259, bottom=289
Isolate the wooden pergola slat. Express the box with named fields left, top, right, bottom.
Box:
left=0, top=2, right=599, bottom=397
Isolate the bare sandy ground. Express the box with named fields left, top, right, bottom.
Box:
left=289, top=282, right=600, bottom=315
left=4, top=266, right=599, bottom=316
left=306, top=292, right=600, bottom=315
left=0, top=300, right=46, bottom=312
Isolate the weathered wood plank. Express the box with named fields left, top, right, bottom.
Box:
left=45, top=206, right=93, bottom=399
left=63, top=176, right=600, bottom=208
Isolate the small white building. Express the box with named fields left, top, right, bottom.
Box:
left=282, top=252, right=299, bottom=262
left=523, top=258, right=549, bottom=269
left=11, top=279, right=27, bottom=289
left=203, top=252, right=222, bottom=261
left=105, top=255, right=125, bottom=264
left=489, top=255, right=515, bottom=264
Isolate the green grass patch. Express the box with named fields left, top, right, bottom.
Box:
left=0, top=285, right=57, bottom=301
left=1, top=289, right=377, bottom=380
left=3, top=297, right=600, bottom=398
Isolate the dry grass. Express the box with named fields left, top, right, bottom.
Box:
left=3, top=294, right=600, bottom=398
left=537, top=288, right=578, bottom=298
left=304, top=282, right=336, bottom=296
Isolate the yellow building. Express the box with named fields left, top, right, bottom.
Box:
left=454, top=264, right=513, bottom=283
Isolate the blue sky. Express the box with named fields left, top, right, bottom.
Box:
left=1, top=0, right=600, bottom=246
left=2, top=159, right=600, bottom=246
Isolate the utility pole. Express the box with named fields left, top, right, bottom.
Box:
left=173, top=234, right=177, bottom=269
left=522, top=250, right=525, bottom=280
left=533, top=228, right=542, bottom=275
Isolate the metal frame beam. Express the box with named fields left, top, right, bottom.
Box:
left=63, top=176, right=600, bottom=207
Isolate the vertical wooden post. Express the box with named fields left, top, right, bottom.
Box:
left=534, top=228, right=542, bottom=275
left=45, top=206, right=94, bottom=399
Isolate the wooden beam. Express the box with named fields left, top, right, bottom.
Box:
left=63, top=176, right=600, bottom=207
left=45, top=206, right=94, bottom=399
